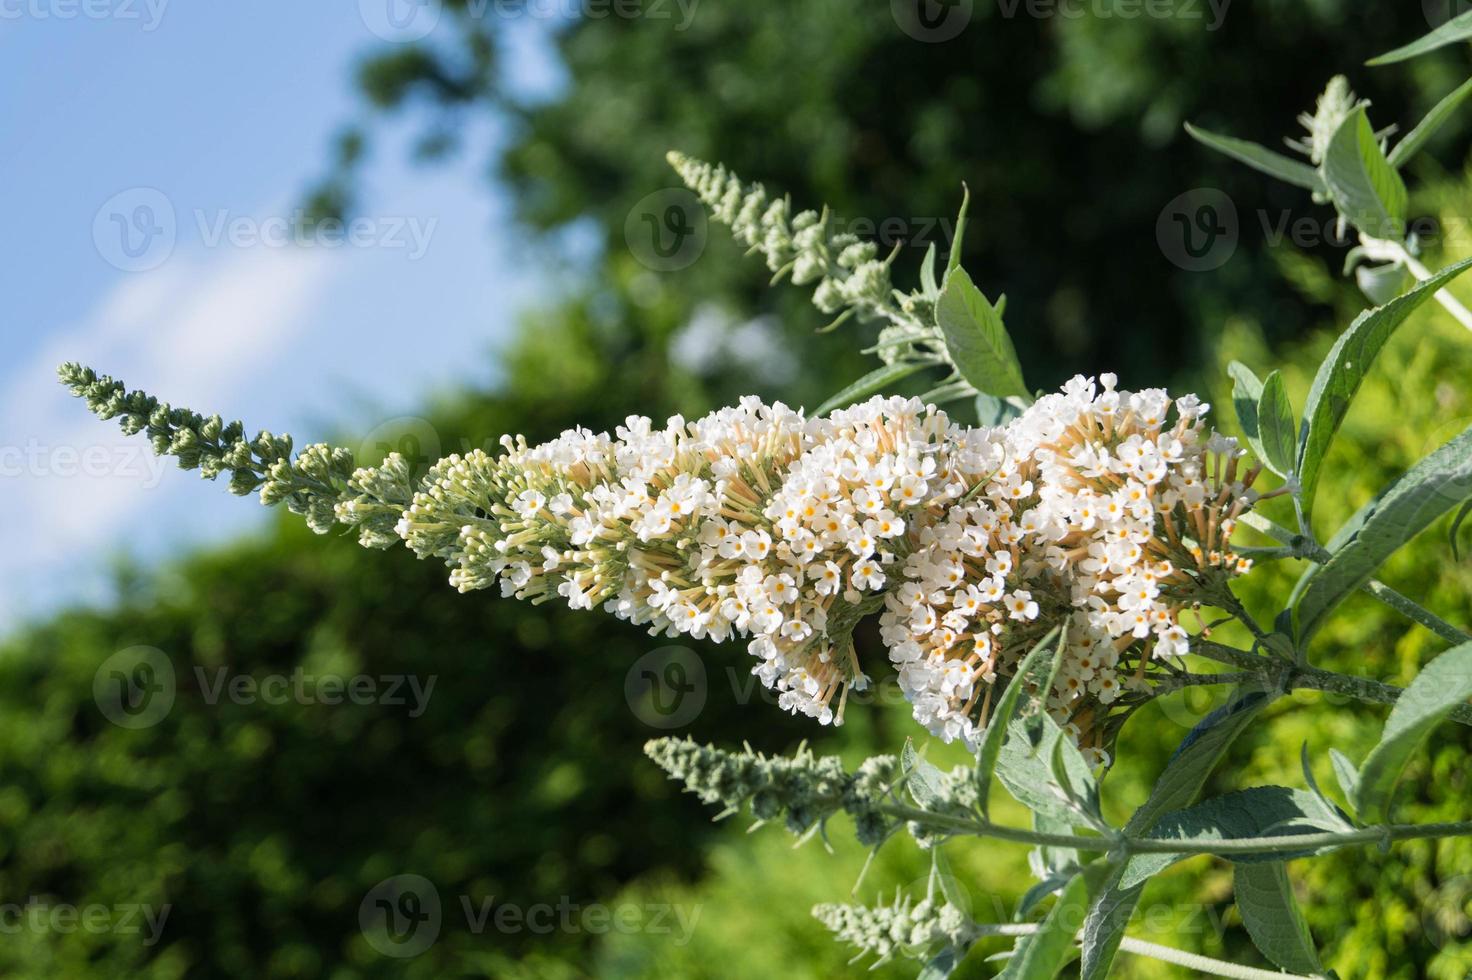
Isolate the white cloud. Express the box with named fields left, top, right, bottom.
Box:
left=1, top=246, right=338, bottom=628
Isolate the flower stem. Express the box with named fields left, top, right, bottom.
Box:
left=965, top=922, right=1316, bottom=979
left=876, top=803, right=1472, bottom=856
left=1401, top=249, right=1472, bottom=334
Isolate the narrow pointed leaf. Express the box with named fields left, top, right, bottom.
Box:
left=1368, top=9, right=1472, bottom=65
left=1296, top=254, right=1472, bottom=522
left=1388, top=76, right=1472, bottom=167
left=1353, top=641, right=1472, bottom=823
left=1080, top=688, right=1272, bottom=978
left=1256, top=370, right=1296, bottom=478
left=1235, top=862, right=1324, bottom=974
left=999, top=875, right=1089, bottom=979
left=946, top=184, right=970, bottom=275
left=1329, top=749, right=1361, bottom=814
left=1228, top=360, right=1267, bottom=463
left=974, top=626, right=1063, bottom=819
left=1119, top=786, right=1346, bottom=888
left=815, top=361, right=927, bottom=416
left=1184, top=122, right=1325, bottom=192
left=1297, top=423, right=1472, bottom=641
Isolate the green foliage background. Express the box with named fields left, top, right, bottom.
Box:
left=7, top=4, right=1472, bottom=977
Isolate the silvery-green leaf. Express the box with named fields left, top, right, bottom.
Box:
left=946, top=183, right=970, bottom=275
left=1081, top=688, right=1272, bottom=979
left=975, top=626, right=1064, bottom=819
left=1184, top=122, right=1325, bottom=192
left=1119, top=786, right=1346, bottom=889
left=996, top=712, right=1098, bottom=826
left=1450, top=499, right=1472, bottom=560
left=1296, top=422, right=1472, bottom=641
left=902, top=737, right=950, bottom=811
left=975, top=391, right=1026, bottom=427
left=1256, top=370, right=1297, bottom=478
left=1329, top=749, right=1361, bottom=815
left=1353, top=641, right=1472, bottom=823
left=1296, top=254, right=1472, bottom=523
left=1235, top=862, right=1324, bottom=974
left=1388, top=76, right=1472, bottom=166
left=1320, top=106, right=1407, bottom=241
left=998, top=875, right=1089, bottom=980
left=935, top=267, right=1029, bottom=400
left=815, top=361, right=927, bottom=416
left=920, top=241, right=940, bottom=298
left=1228, top=360, right=1267, bottom=463
left=1368, top=9, right=1472, bottom=65
left=918, top=946, right=959, bottom=980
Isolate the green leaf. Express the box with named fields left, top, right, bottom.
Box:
left=902, top=737, right=950, bottom=811
left=975, top=626, right=1064, bottom=820
left=995, top=712, right=1098, bottom=826
left=1080, top=688, right=1272, bottom=979
left=998, top=875, right=1089, bottom=979
left=1296, top=254, right=1472, bottom=523
left=975, top=391, right=1025, bottom=427
left=920, top=241, right=941, bottom=298
left=946, top=183, right=970, bottom=275
left=1078, top=867, right=1141, bottom=980
left=1329, top=749, right=1361, bottom=813
left=1368, top=9, right=1472, bottom=65
left=1450, top=498, right=1472, bottom=560
left=935, top=267, right=1029, bottom=400
left=1296, top=422, right=1472, bottom=641
left=1131, top=689, right=1273, bottom=832
left=918, top=947, right=959, bottom=980
left=1235, top=862, right=1324, bottom=974
left=814, top=361, right=928, bottom=416
left=931, top=847, right=971, bottom=912
left=1353, top=641, right=1472, bottom=823
left=1388, top=76, right=1472, bottom=167
left=1015, top=870, right=1078, bottom=922
left=1256, top=370, right=1296, bottom=478
left=1320, top=106, right=1407, bottom=241
left=1119, top=786, right=1346, bottom=889
left=1183, top=122, right=1326, bottom=192
left=1228, top=360, right=1267, bottom=462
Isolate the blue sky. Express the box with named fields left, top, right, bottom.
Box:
left=0, top=4, right=565, bottom=630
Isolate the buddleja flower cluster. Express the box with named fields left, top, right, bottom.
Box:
left=60, top=364, right=1260, bottom=754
